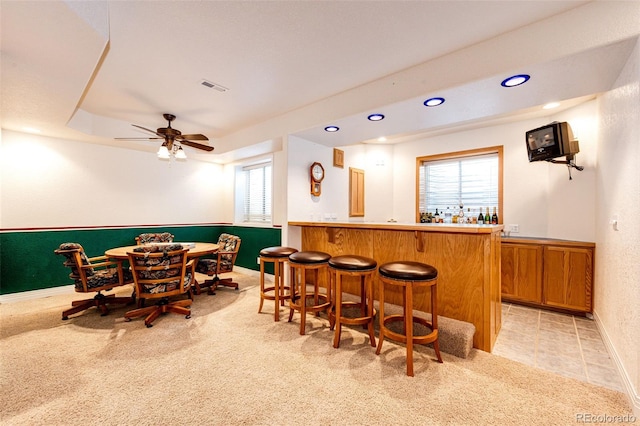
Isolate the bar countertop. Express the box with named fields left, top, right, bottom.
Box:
left=288, top=221, right=503, bottom=234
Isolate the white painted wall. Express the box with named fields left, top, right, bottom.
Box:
left=391, top=104, right=597, bottom=241
left=595, top=38, right=640, bottom=414
left=0, top=130, right=224, bottom=228
left=288, top=103, right=597, bottom=242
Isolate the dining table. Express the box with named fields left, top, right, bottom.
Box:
left=105, top=242, right=219, bottom=261
left=105, top=242, right=220, bottom=294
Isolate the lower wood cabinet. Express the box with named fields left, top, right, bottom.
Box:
left=501, top=238, right=594, bottom=314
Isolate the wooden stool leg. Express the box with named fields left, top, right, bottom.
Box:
left=278, top=260, right=291, bottom=306
left=432, top=284, right=443, bottom=363
left=375, top=278, right=386, bottom=355
left=366, top=274, right=376, bottom=347
left=288, top=265, right=296, bottom=323
left=332, top=271, right=342, bottom=348
left=258, top=258, right=266, bottom=314
left=273, top=259, right=281, bottom=321
left=299, top=267, right=307, bottom=335
left=405, top=283, right=414, bottom=377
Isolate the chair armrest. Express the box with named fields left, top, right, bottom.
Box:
left=84, top=256, right=120, bottom=270
left=216, top=250, right=238, bottom=256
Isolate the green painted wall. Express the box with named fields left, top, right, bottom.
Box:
left=0, top=225, right=281, bottom=295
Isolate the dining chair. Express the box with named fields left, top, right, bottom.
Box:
left=124, top=244, right=195, bottom=327
left=54, top=242, right=134, bottom=320
left=195, top=233, right=241, bottom=295
left=135, top=232, right=175, bottom=245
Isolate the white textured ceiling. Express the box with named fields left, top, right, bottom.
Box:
left=1, top=1, right=639, bottom=163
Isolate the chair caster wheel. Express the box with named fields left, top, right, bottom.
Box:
left=125, top=318, right=132, bottom=322
left=145, top=323, right=153, bottom=328
left=185, top=315, right=191, bottom=319
left=62, top=316, right=69, bottom=320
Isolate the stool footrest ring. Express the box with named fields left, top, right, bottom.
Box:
left=380, top=315, right=438, bottom=345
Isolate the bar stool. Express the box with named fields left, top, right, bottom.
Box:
left=328, top=255, right=377, bottom=348
left=375, top=261, right=443, bottom=376
left=258, top=246, right=298, bottom=321
left=288, top=251, right=331, bottom=335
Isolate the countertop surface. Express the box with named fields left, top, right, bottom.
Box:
left=288, top=221, right=503, bottom=234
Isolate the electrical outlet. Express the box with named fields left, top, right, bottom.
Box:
left=509, top=224, right=519, bottom=233
left=256, top=256, right=261, bottom=265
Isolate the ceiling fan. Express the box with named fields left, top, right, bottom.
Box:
left=117, top=113, right=214, bottom=158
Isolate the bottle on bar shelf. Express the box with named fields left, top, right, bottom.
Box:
left=477, top=208, right=484, bottom=225
left=434, top=208, right=440, bottom=223
left=484, top=207, right=490, bottom=224
left=492, top=207, right=498, bottom=224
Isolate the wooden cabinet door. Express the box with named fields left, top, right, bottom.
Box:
left=349, top=167, right=365, bottom=217
left=543, top=246, right=593, bottom=312
left=501, top=243, right=543, bottom=303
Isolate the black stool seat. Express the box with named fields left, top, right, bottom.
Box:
left=259, top=246, right=298, bottom=322
left=260, top=246, right=298, bottom=258
left=378, top=261, right=438, bottom=281
left=289, top=251, right=331, bottom=264
left=376, top=260, right=442, bottom=376
left=329, top=254, right=378, bottom=348
left=329, top=255, right=377, bottom=271
left=288, top=251, right=331, bottom=335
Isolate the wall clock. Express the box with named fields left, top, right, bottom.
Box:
left=310, top=162, right=325, bottom=196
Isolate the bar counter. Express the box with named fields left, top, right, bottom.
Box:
left=288, top=221, right=503, bottom=352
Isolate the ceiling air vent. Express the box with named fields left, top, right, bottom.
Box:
left=200, top=79, right=228, bottom=92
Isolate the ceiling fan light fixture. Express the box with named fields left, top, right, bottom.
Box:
left=175, top=146, right=187, bottom=160
left=157, top=145, right=170, bottom=159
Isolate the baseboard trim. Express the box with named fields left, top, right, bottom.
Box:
left=593, top=309, right=640, bottom=418
left=0, top=284, right=75, bottom=304
left=0, top=267, right=266, bottom=305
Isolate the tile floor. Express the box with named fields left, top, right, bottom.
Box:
left=492, top=302, right=624, bottom=392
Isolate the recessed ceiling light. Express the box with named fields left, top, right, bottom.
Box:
left=368, top=114, right=385, bottom=121
left=324, top=126, right=339, bottom=132
left=423, top=97, right=445, bottom=107
left=501, top=74, right=530, bottom=87
left=543, top=102, right=560, bottom=110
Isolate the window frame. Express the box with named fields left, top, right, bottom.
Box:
left=415, top=146, right=503, bottom=223
left=239, top=160, right=272, bottom=224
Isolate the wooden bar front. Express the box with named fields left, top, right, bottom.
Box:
left=288, top=222, right=503, bottom=352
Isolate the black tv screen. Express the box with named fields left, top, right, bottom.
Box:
left=526, top=121, right=578, bottom=162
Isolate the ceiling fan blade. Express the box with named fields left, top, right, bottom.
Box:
left=178, top=133, right=209, bottom=141
left=181, top=140, right=214, bottom=152
left=115, top=137, right=162, bottom=141
left=132, top=124, right=163, bottom=137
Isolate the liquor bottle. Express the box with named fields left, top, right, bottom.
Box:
left=491, top=207, right=498, bottom=225
left=467, top=207, right=472, bottom=224
left=484, top=207, right=490, bottom=224
left=477, top=209, right=484, bottom=225
left=434, top=208, right=440, bottom=223
left=444, top=206, right=452, bottom=224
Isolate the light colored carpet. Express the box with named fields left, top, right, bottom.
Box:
left=0, top=272, right=632, bottom=426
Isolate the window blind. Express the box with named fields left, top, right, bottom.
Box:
left=419, top=153, right=498, bottom=217
left=243, top=162, right=272, bottom=223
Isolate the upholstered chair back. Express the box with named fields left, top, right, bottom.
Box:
left=55, top=242, right=132, bottom=292
left=135, top=232, right=175, bottom=245
left=127, top=244, right=193, bottom=298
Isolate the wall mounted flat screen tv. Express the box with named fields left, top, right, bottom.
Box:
left=526, top=121, right=579, bottom=162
